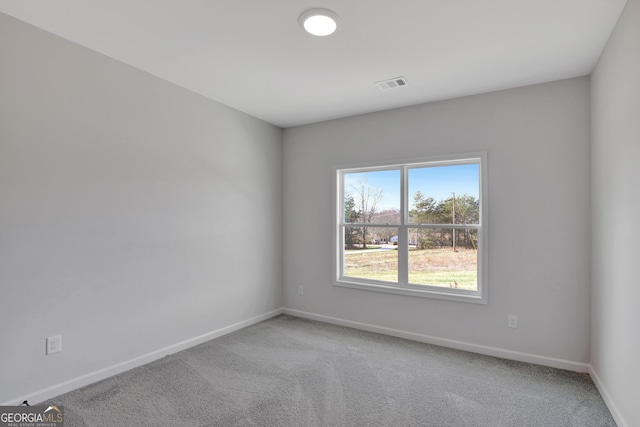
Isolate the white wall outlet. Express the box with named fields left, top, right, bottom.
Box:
left=508, top=315, right=518, bottom=329
left=298, top=285, right=304, bottom=295
left=46, top=335, right=62, bottom=355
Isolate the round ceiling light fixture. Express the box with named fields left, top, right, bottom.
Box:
left=299, top=8, right=339, bottom=36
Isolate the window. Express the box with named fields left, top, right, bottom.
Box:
left=334, top=152, right=487, bottom=303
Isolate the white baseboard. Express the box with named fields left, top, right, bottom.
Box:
left=283, top=308, right=590, bottom=373
left=1, top=308, right=284, bottom=406
left=589, top=365, right=628, bottom=427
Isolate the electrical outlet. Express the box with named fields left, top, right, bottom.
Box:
left=508, top=315, right=518, bottom=329
left=46, top=335, right=62, bottom=355
left=298, top=285, right=304, bottom=295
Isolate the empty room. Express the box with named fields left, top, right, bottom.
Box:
left=0, top=1, right=638, bottom=426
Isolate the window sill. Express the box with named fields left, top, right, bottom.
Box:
left=334, top=279, right=487, bottom=304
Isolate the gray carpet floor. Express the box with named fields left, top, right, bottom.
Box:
left=45, top=315, right=616, bottom=426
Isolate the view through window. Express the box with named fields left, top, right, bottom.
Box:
left=336, top=154, right=486, bottom=302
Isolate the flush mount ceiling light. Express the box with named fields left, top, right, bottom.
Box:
left=299, top=8, right=339, bottom=36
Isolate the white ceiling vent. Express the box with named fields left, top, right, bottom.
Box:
left=375, top=76, right=408, bottom=90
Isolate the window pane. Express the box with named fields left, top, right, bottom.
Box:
left=408, top=164, right=479, bottom=224
left=408, top=228, right=478, bottom=290
left=343, top=226, right=398, bottom=283
left=343, top=170, right=400, bottom=224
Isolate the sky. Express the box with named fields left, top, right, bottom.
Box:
left=344, top=164, right=479, bottom=211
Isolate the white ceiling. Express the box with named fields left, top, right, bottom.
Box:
left=0, top=0, right=627, bottom=128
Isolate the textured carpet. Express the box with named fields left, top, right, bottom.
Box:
left=45, top=315, right=615, bottom=426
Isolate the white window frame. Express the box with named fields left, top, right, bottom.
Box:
left=333, top=152, right=488, bottom=304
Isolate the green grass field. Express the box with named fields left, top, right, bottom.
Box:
left=344, top=247, right=477, bottom=290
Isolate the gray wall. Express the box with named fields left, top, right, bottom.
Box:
left=283, top=77, right=591, bottom=365
left=591, top=0, right=640, bottom=425
left=0, top=14, right=283, bottom=404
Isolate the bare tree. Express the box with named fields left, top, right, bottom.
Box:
left=350, top=178, right=383, bottom=249
left=343, top=192, right=359, bottom=249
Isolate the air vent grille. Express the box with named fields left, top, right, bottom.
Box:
left=376, top=76, right=408, bottom=90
